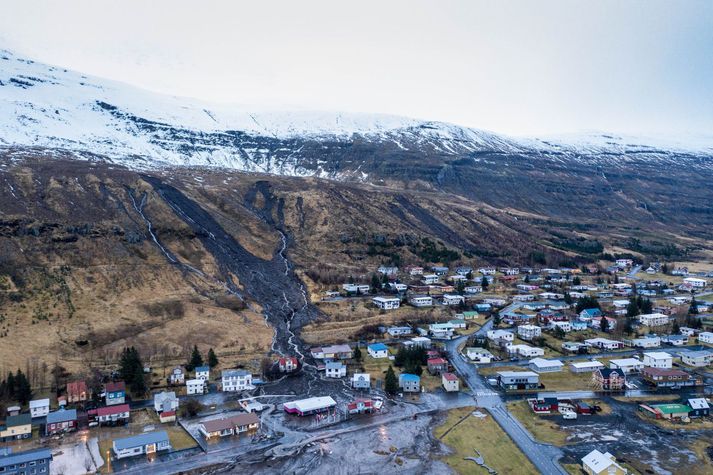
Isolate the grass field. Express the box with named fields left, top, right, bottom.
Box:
left=434, top=406, right=539, bottom=475
left=479, top=366, right=595, bottom=392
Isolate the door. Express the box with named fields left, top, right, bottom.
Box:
left=146, top=443, right=157, bottom=454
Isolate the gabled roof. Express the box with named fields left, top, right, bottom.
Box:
left=46, top=409, right=77, bottom=424
left=582, top=449, right=619, bottom=473
left=113, top=430, right=169, bottom=450
left=105, top=381, right=125, bottom=392
left=688, top=398, right=710, bottom=410
left=89, top=404, right=130, bottom=417
left=67, top=380, right=88, bottom=395
left=201, top=413, right=259, bottom=433
left=368, top=343, right=388, bottom=351
left=0, top=448, right=52, bottom=469
left=4, top=413, right=31, bottom=427
left=399, top=373, right=420, bottom=382
left=442, top=372, right=458, bottom=381
left=194, top=365, right=210, bottom=373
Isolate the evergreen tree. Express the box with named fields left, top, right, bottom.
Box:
left=626, top=299, right=640, bottom=319
left=563, top=293, right=573, bottom=305
left=119, top=346, right=145, bottom=394
left=575, top=296, right=600, bottom=313
left=15, top=369, right=32, bottom=405
left=640, top=298, right=653, bottom=314
left=130, top=365, right=147, bottom=395
left=370, top=274, right=381, bottom=294
left=481, top=276, right=489, bottom=291
left=384, top=366, right=399, bottom=395
left=187, top=345, right=203, bottom=372
left=624, top=317, right=634, bottom=335
left=572, top=276, right=581, bottom=286
left=672, top=320, right=681, bottom=334
left=6, top=372, right=15, bottom=399
left=353, top=346, right=362, bottom=361
left=524, top=274, right=530, bottom=284
left=207, top=348, right=219, bottom=368
left=689, top=298, right=699, bottom=315
left=600, top=317, right=609, bottom=333
left=381, top=273, right=390, bottom=285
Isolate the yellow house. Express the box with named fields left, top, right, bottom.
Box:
left=582, top=449, right=627, bottom=475
left=0, top=413, right=32, bottom=440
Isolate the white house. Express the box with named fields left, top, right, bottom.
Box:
left=517, top=325, right=542, bottom=341
left=582, top=449, right=627, bottom=475
left=487, top=329, right=514, bottom=342
left=680, top=350, right=713, bottom=367
left=422, top=274, right=440, bottom=285
left=642, top=352, right=673, bottom=369
left=195, top=365, right=210, bottom=381
left=509, top=344, right=545, bottom=358
left=570, top=360, right=605, bottom=373
left=442, top=373, right=459, bottom=392
left=29, top=399, right=50, bottom=418
left=186, top=378, right=207, bottom=395
left=465, top=347, right=494, bottom=363
left=409, top=336, right=432, bottom=348
left=699, top=332, right=713, bottom=344
left=442, top=294, right=465, bottom=306
left=325, top=362, right=347, bottom=378
left=168, top=367, right=185, bottom=385
left=378, top=266, right=399, bottom=276
left=609, top=358, right=644, bottom=374
left=351, top=373, right=371, bottom=390
left=153, top=391, right=179, bottom=414
left=222, top=369, right=253, bottom=392
left=683, top=277, right=707, bottom=288
left=409, top=295, right=433, bottom=307
left=367, top=343, right=389, bottom=359
left=407, top=266, right=424, bottom=276
left=616, top=259, right=633, bottom=268
left=464, top=285, right=483, bottom=294
left=638, top=313, right=669, bottom=327
left=372, top=296, right=400, bottom=310
left=550, top=321, right=572, bottom=333
left=528, top=358, right=564, bottom=373
left=429, top=323, right=455, bottom=339
left=627, top=335, right=661, bottom=348
left=585, top=338, right=623, bottom=350
left=478, top=267, right=496, bottom=275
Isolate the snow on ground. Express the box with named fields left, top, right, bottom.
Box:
left=50, top=437, right=103, bottom=475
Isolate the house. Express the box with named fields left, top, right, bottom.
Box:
left=399, top=373, right=421, bottom=392
left=168, top=367, right=185, bottom=385
left=528, top=358, right=564, bottom=373
left=283, top=396, right=337, bottom=416
left=683, top=277, right=707, bottom=288
left=496, top=371, right=539, bottom=390
left=221, top=369, right=253, bottom=392
left=0, top=448, right=52, bottom=475
left=325, top=362, right=347, bottom=378
left=429, top=323, right=455, bottom=339
left=581, top=449, right=627, bottom=475
left=449, top=318, right=467, bottom=329
left=389, top=283, right=408, bottom=293
left=408, top=336, right=432, bottom=349
left=442, top=294, right=465, bottom=306
left=29, top=399, right=50, bottom=418
left=680, top=326, right=698, bottom=336
left=195, top=365, right=210, bottom=380
left=638, top=313, right=669, bottom=327
left=465, top=347, right=494, bottom=363
left=517, top=325, right=542, bottom=341
left=550, top=321, right=572, bottom=333
left=66, top=380, right=90, bottom=404
left=45, top=409, right=78, bottom=436
left=609, top=358, right=644, bottom=374
left=347, top=398, right=375, bottom=414
left=87, top=404, right=130, bottom=426
left=432, top=266, right=449, bottom=275
left=378, top=265, right=399, bottom=276
left=627, top=335, right=661, bottom=348
left=112, top=431, right=171, bottom=459
left=592, top=368, right=626, bottom=390
left=278, top=356, right=299, bottom=373
left=105, top=381, right=126, bottom=406
left=570, top=360, right=605, bottom=373
left=427, top=357, right=448, bottom=375
left=562, top=341, right=590, bottom=354
left=448, top=274, right=467, bottom=284
left=387, top=325, right=412, bottom=337
left=579, top=308, right=602, bottom=321
left=478, top=267, right=496, bottom=275
left=616, top=258, right=634, bottom=268
left=372, top=296, right=400, bottom=310
left=680, top=349, right=713, bottom=367
left=688, top=398, right=710, bottom=418
left=642, top=352, right=673, bottom=369
left=464, top=285, right=483, bottom=294
left=641, top=367, right=700, bottom=388
left=351, top=373, right=371, bottom=390
left=422, top=274, right=440, bottom=285
left=0, top=414, right=32, bottom=441
left=528, top=397, right=559, bottom=414
left=475, top=303, right=491, bottom=312
left=486, top=329, right=514, bottom=342
left=199, top=413, right=260, bottom=440
left=646, top=403, right=693, bottom=420
left=153, top=391, right=179, bottom=414
left=342, top=283, right=370, bottom=295
left=407, top=266, right=424, bottom=276
left=585, top=338, right=624, bottom=350
left=699, top=331, right=713, bottom=344
left=591, top=316, right=617, bottom=331
left=365, top=343, right=389, bottom=359
left=311, top=344, right=353, bottom=360
left=186, top=378, right=207, bottom=395
left=409, top=295, right=434, bottom=307
left=442, top=373, right=459, bottom=392
left=662, top=334, right=689, bottom=346
left=509, top=344, right=545, bottom=358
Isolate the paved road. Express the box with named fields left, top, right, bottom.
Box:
left=444, top=321, right=568, bottom=475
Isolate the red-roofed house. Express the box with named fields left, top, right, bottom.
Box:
left=87, top=404, right=130, bottom=426
left=279, top=356, right=299, bottom=373
left=347, top=399, right=374, bottom=414
left=427, top=357, right=448, bottom=375
left=442, top=372, right=459, bottom=392
left=66, top=380, right=90, bottom=404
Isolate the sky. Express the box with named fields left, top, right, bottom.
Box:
left=1, top=0, right=712, bottom=137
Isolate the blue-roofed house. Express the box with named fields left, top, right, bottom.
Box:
left=475, top=304, right=491, bottom=312
left=367, top=343, right=389, bottom=359
left=0, top=448, right=52, bottom=475
left=571, top=321, right=589, bottom=331
left=578, top=308, right=602, bottom=321
left=399, top=373, right=420, bottom=393
left=45, top=409, right=78, bottom=436
left=195, top=365, right=210, bottom=381
left=112, top=430, right=171, bottom=459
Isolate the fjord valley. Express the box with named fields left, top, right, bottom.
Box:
left=1, top=46, right=713, bottom=475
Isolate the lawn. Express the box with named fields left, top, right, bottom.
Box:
left=506, top=400, right=569, bottom=446
left=479, top=366, right=595, bottom=392
left=434, top=406, right=539, bottom=475
left=611, top=394, right=681, bottom=403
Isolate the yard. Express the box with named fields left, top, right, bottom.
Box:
left=433, top=406, right=539, bottom=475
left=479, top=366, right=595, bottom=392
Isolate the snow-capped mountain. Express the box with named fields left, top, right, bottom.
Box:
left=1, top=48, right=712, bottom=179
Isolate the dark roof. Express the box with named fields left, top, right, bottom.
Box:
left=67, top=380, right=88, bottom=395
left=113, top=430, right=169, bottom=451
left=46, top=409, right=77, bottom=424
left=201, top=413, right=259, bottom=433
left=642, top=367, right=689, bottom=377
left=88, top=404, right=130, bottom=417
left=4, top=413, right=31, bottom=427
left=0, top=448, right=52, bottom=468
left=596, top=368, right=625, bottom=378
left=105, top=381, right=126, bottom=392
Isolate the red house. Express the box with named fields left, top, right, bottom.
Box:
left=45, top=409, right=78, bottom=436
left=278, top=356, right=299, bottom=373
left=427, top=357, right=448, bottom=375
left=347, top=398, right=374, bottom=414
left=87, top=404, right=130, bottom=426
left=66, top=380, right=90, bottom=404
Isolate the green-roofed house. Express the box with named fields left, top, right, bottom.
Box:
left=458, top=311, right=479, bottom=320
left=646, top=403, right=692, bottom=420
left=449, top=319, right=467, bottom=329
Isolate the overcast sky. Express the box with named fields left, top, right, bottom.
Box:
left=2, top=0, right=712, bottom=136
